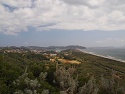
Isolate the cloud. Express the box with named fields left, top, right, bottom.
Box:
left=0, top=0, right=125, bottom=35
left=61, top=0, right=105, bottom=8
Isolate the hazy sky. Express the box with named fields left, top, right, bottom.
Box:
left=0, top=0, right=125, bottom=47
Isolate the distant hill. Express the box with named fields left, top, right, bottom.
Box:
left=65, top=45, right=86, bottom=49
left=0, top=45, right=86, bottom=52
left=27, top=45, right=86, bottom=51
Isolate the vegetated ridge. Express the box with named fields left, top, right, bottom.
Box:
left=1, top=48, right=125, bottom=94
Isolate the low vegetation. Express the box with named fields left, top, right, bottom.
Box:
left=1, top=49, right=125, bottom=94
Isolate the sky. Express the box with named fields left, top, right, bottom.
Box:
left=0, top=0, right=125, bottom=47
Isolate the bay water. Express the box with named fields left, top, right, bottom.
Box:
left=84, top=47, right=125, bottom=61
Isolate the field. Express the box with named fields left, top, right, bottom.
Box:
left=58, top=59, right=81, bottom=64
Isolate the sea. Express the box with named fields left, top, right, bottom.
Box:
left=83, top=47, right=125, bottom=61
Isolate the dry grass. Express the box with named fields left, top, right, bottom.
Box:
left=58, top=59, right=81, bottom=64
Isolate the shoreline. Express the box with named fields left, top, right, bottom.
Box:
left=78, top=49, right=125, bottom=63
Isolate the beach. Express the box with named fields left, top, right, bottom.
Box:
left=79, top=49, right=125, bottom=63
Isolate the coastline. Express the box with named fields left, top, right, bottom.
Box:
left=78, top=49, right=125, bottom=63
